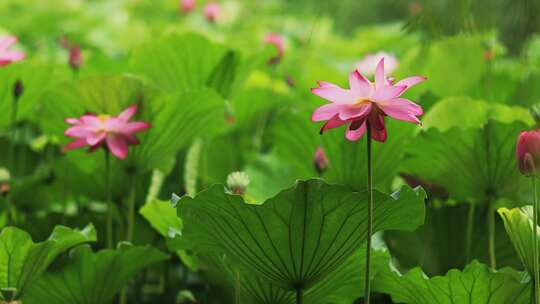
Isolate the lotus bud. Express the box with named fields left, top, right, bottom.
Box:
left=517, top=130, right=540, bottom=177
left=226, top=171, right=250, bottom=195
left=204, top=3, right=220, bottom=23
left=69, top=45, right=83, bottom=71
left=12, top=79, right=23, bottom=100
left=313, top=147, right=329, bottom=174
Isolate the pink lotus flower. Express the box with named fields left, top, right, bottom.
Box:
left=517, top=130, right=540, bottom=177
left=69, top=45, right=83, bottom=71
left=264, top=33, right=285, bottom=64
left=356, top=52, right=397, bottom=76
left=311, top=58, right=426, bottom=142
left=0, top=36, right=25, bottom=66
left=180, top=0, right=196, bottom=14
left=204, top=2, right=220, bottom=22
left=64, top=105, right=151, bottom=159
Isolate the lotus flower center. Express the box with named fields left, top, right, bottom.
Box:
left=353, top=98, right=371, bottom=108
left=98, top=114, right=111, bottom=122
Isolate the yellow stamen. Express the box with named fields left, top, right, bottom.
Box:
left=98, top=114, right=111, bottom=122
left=353, top=98, right=371, bottom=108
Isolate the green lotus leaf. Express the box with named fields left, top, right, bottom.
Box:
left=176, top=179, right=426, bottom=292
left=498, top=206, right=540, bottom=275
left=0, top=224, right=96, bottom=300
left=140, top=199, right=198, bottom=271
left=374, top=260, right=530, bottom=304
left=129, top=33, right=228, bottom=93
left=201, top=248, right=390, bottom=304
left=0, top=62, right=70, bottom=130
left=422, top=97, right=533, bottom=131
left=403, top=114, right=529, bottom=203
left=22, top=243, right=168, bottom=304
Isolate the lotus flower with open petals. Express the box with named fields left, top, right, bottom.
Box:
left=64, top=105, right=151, bottom=159
left=0, top=36, right=25, bottom=66
left=311, top=58, right=426, bottom=142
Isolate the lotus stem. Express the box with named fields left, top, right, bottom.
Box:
left=532, top=177, right=539, bottom=304
left=464, top=202, right=476, bottom=263
left=295, top=287, right=303, bottom=304
left=364, top=124, right=373, bottom=304
left=6, top=87, right=20, bottom=225
left=126, top=173, right=137, bottom=242
left=105, top=151, right=113, bottom=248
left=487, top=197, right=496, bottom=270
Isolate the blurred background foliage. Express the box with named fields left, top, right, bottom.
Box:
left=0, top=0, right=540, bottom=303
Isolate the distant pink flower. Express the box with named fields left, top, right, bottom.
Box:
left=356, top=52, right=397, bottom=76
left=264, top=33, right=285, bottom=64
left=0, top=36, right=25, bottom=66
left=64, top=105, right=151, bottom=159
left=517, top=130, right=540, bottom=177
left=69, top=45, right=83, bottom=71
left=311, top=58, right=426, bottom=142
left=313, top=147, right=329, bottom=174
left=204, top=2, right=220, bottom=22
left=180, top=0, right=196, bottom=14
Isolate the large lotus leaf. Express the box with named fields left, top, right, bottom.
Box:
left=423, top=35, right=487, bottom=97
left=498, top=206, right=540, bottom=275
left=0, top=62, right=71, bottom=129
left=202, top=248, right=390, bottom=304
left=273, top=110, right=416, bottom=193
left=422, top=97, right=533, bottom=131
left=177, top=179, right=426, bottom=291
left=22, top=243, right=168, bottom=304
left=129, top=88, right=225, bottom=172
left=244, top=152, right=298, bottom=202
left=384, top=202, right=521, bottom=277
left=403, top=119, right=529, bottom=203
left=139, top=199, right=198, bottom=271
left=129, top=33, right=228, bottom=92
left=0, top=224, right=96, bottom=300
left=373, top=260, right=530, bottom=304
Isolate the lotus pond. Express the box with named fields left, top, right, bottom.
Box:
left=1, top=0, right=540, bottom=303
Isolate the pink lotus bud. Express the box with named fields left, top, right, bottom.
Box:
left=69, top=45, right=83, bottom=71
left=204, top=3, right=220, bottom=23
left=517, top=130, right=540, bottom=177
left=313, top=147, right=329, bottom=174
left=13, top=79, right=23, bottom=100
left=264, top=33, right=285, bottom=64
left=180, top=0, right=196, bottom=14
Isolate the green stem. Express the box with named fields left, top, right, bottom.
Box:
left=364, top=124, right=373, bottom=304
left=296, top=288, right=303, bottom=304
left=105, top=151, right=113, bottom=248
left=6, top=91, right=19, bottom=226
left=126, top=173, right=137, bottom=242
left=8, top=91, right=18, bottom=176
left=487, top=197, right=496, bottom=270
left=533, top=177, right=539, bottom=304
left=465, top=202, right=476, bottom=263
